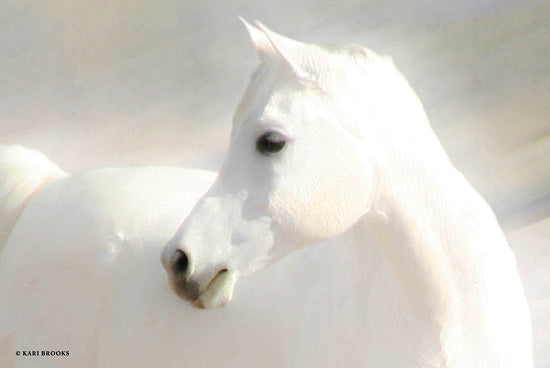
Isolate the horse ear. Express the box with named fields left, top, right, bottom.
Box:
left=253, top=21, right=310, bottom=80
left=239, top=18, right=309, bottom=80
left=239, top=17, right=274, bottom=62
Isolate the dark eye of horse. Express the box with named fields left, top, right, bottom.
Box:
left=256, top=132, right=286, bottom=155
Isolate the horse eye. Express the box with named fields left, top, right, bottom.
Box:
left=256, top=132, right=286, bottom=155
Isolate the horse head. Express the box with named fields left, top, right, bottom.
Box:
left=162, top=19, right=426, bottom=308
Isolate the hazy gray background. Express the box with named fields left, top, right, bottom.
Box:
left=1, top=0, right=549, bottom=366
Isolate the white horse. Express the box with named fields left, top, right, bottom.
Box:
left=162, top=20, right=533, bottom=367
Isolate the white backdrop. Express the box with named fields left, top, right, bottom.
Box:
left=1, top=0, right=549, bottom=366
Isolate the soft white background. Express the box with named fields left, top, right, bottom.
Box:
left=1, top=0, right=549, bottom=366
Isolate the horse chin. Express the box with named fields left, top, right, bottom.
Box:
left=192, top=269, right=237, bottom=309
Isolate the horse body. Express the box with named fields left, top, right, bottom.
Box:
left=0, top=164, right=215, bottom=367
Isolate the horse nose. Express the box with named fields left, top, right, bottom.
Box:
left=169, top=249, right=190, bottom=278
left=164, top=247, right=200, bottom=301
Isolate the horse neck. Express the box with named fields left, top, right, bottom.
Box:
left=336, top=74, right=529, bottom=365
left=357, top=127, right=511, bottom=332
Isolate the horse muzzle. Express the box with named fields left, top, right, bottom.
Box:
left=162, top=248, right=237, bottom=309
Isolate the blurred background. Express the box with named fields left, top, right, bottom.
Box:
left=1, top=0, right=548, bottom=366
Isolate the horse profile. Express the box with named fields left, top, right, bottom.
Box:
left=162, top=20, right=533, bottom=367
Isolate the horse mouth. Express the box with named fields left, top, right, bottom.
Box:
left=192, top=269, right=237, bottom=309
left=167, top=262, right=237, bottom=309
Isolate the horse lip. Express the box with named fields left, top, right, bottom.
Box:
left=193, top=269, right=236, bottom=309
left=170, top=268, right=234, bottom=308
left=205, top=269, right=228, bottom=290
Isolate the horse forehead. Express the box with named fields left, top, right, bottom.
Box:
left=234, top=55, right=349, bottom=131
left=265, top=88, right=304, bottom=114
left=233, top=65, right=277, bottom=126
left=234, top=78, right=305, bottom=130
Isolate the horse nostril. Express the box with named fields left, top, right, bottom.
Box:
left=171, top=249, right=189, bottom=277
